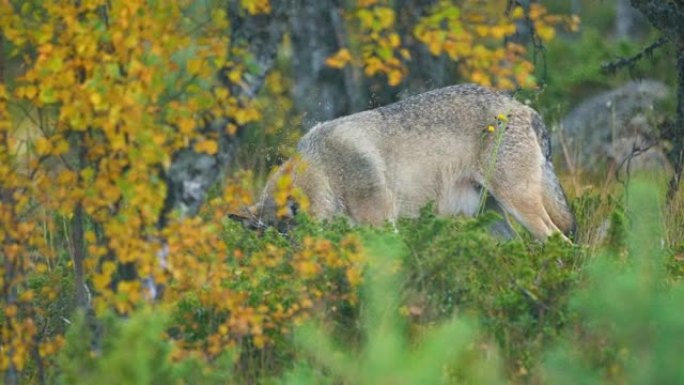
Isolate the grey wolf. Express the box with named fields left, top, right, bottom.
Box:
left=240, top=84, right=574, bottom=241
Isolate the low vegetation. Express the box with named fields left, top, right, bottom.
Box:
left=9, top=171, right=684, bottom=384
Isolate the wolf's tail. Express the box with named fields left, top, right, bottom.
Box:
left=531, top=112, right=576, bottom=237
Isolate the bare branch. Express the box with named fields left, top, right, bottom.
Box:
left=601, top=36, right=670, bottom=74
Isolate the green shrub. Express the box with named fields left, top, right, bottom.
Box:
left=18, top=179, right=684, bottom=385
left=543, top=180, right=684, bottom=384
left=58, top=309, right=234, bottom=385
left=281, top=234, right=504, bottom=385
left=396, top=206, right=580, bottom=379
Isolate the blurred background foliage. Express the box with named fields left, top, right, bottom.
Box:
left=0, top=0, right=683, bottom=384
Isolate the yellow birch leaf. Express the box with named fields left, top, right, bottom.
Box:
left=388, top=33, right=401, bottom=48
left=375, top=7, right=395, bottom=29
left=325, top=48, right=352, bottom=69
left=178, top=117, right=195, bottom=134
left=52, top=139, right=70, bottom=155
left=187, top=58, right=202, bottom=75
left=537, top=24, right=556, bottom=41
left=194, top=139, right=218, bottom=155
left=84, top=230, right=96, bottom=243
left=241, top=0, right=271, bottom=15
left=34, top=137, right=52, bottom=155
left=475, top=25, right=489, bottom=37
left=511, top=6, right=524, bottom=19
left=491, top=25, right=510, bottom=39
left=387, top=69, right=403, bottom=86
left=228, top=69, right=242, bottom=83
left=357, top=0, right=379, bottom=6
left=226, top=123, right=238, bottom=135
left=90, top=92, right=103, bottom=108
left=19, top=290, right=34, bottom=302
left=24, top=85, right=38, bottom=99
left=427, top=36, right=443, bottom=56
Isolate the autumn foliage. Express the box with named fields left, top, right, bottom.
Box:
left=0, top=0, right=582, bottom=382
left=327, top=0, right=578, bottom=89
left=1, top=0, right=257, bottom=376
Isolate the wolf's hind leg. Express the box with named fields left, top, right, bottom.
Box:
left=494, top=189, right=566, bottom=241
left=486, top=156, right=568, bottom=241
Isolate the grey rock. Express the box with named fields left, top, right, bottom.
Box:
left=555, top=80, right=671, bottom=175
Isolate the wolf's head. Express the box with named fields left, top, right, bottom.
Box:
left=229, top=193, right=300, bottom=234
left=229, top=159, right=305, bottom=234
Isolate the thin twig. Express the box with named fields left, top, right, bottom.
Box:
left=601, top=36, right=670, bottom=74
left=615, top=141, right=655, bottom=186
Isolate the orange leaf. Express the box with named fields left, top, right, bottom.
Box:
left=325, top=48, right=353, bottom=69
left=194, top=139, right=219, bottom=155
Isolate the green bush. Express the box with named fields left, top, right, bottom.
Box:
left=544, top=181, right=684, bottom=384
left=18, top=180, right=684, bottom=385
left=396, top=207, right=580, bottom=379
left=57, top=309, right=234, bottom=385
left=281, top=234, right=504, bottom=385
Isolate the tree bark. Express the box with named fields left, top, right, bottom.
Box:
left=290, top=0, right=366, bottom=130
left=615, top=0, right=648, bottom=39
left=0, top=35, right=4, bottom=84
left=630, top=0, right=684, bottom=198
left=160, top=2, right=291, bottom=222
left=669, top=46, right=684, bottom=199
left=629, top=0, right=684, bottom=38
left=395, top=0, right=459, bottom=98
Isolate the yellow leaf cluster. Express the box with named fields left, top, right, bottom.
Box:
left=0, top=0, right=260, bottom=370
left=325, top=48, right=353, bottom=69
left=157, top=210, right=365, bottom=356
left=528, top=4, right=581, bottom=42
left=357, top=0, right=379, bottom=6
left=241, top=0, right=272, bottom=15
left=0, top=80, right=58, bottom=375
left=194, top=138, right=219, bottom=155
left=327, top=1, right=408, bottom=87
left=259, top=70, right=300, bottom=143
left=271, top=158, right=311, bottom=218
left=206, top=171, right=254, bottom=222
left=413, top=0, right=577, bottom=90
left=233, top=106, right=262, bottom=125
left=133, top=171, right=370, bottom=357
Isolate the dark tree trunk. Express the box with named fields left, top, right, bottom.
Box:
left=615, top=0, right=649, bottom=39
left=287, top=0, right=460, bottom=127
left=290, top=0, right=366, bottom=130
left=0, top=35, right=4, bottom=84
left=669, top=46, right=684, bottom=199
left=629, top=0, right=684, bottom=37
left=71, top=203, right=89, bottom=309
left=630, top=0, right=684, bottom=198
left=395, top=0, right=459, bottom=98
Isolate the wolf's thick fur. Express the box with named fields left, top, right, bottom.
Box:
left=247, top=84, right=574, bottom=240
